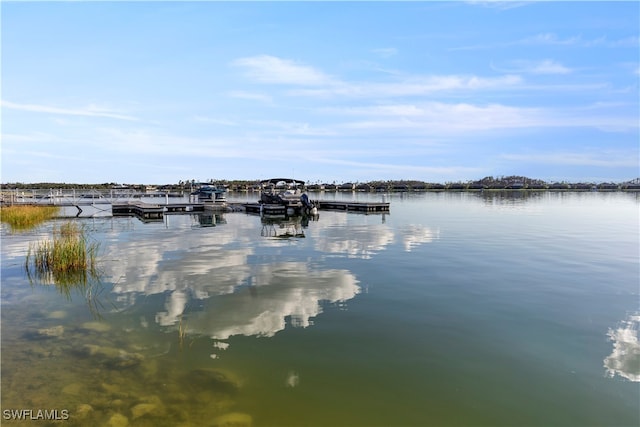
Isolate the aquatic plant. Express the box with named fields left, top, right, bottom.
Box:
left=24, top=221, right=112, bottom=318
left=27, top=222, right=98, bottom=277
left=25, top=221, right=101, bottom=288
left=179, top=315, right=187, bottom=348
left=178, top=315, right=197, bottom=350
left=0, top=205, right=59, bottom=231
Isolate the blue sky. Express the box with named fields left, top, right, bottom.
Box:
left=2, top=1, right=638, bottom=184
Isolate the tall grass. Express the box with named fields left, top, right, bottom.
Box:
left=0, top=205, right=59, bottom=231
left=25, top=222, right=100, bottom=287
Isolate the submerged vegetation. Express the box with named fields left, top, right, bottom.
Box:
left=0, top=205, right=59, bottom=231
left=25, top=222, right=101, bottom=289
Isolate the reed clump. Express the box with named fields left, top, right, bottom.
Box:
left=25, top=222, right=100, bottom=286
left=0, top=205, right=60, bottom=231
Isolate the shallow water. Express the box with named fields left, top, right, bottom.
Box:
left=1, top=191, right=638, bottom=426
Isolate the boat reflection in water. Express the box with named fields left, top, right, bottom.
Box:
left=193, top=212, right=227, bottom=228
left=260, top=215, right=316, bottom=238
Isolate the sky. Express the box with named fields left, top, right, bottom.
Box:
left=1, top=1, right=639, bottom=185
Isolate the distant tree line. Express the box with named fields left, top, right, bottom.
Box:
left=2, top=176, right=639, bottom=191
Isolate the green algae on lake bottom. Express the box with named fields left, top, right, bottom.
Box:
left=1, top=304, right=250, bottom=426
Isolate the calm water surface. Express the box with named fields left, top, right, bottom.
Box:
left=1, top=192, right=638, bottom=426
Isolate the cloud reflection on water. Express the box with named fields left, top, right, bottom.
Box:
left=313, top=224, right=395, bottom=259
left=102, top=222, right=360, bottom=341
left=2, top=212, right=436, bottom=341
left=135, top=259, right=360, bottom=340
left=91, top=212, right=436, bottom=345
left=189, top=262, right=359, bottom=340
left=312, top=222, right=438, bottom=257
left=399, top=224, right=439, bottom=252
left=604, top=314, right=640, bottom=382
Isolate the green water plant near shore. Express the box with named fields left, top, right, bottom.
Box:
left=25, top=222, right=100, bottom=288
left=0, top=205, right=59, bottom=231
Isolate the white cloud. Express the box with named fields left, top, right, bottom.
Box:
left=193, top=116, right=239, bottom=126
left=521, top=32, right=581, bottom=46
left=465, top=1, right=532, bottom=10
left=1, top=100, right=138, bottom=121
left=529, top=60, right=571, bottom=74
left=449, top=32, right=577, bottom=51
left=371, top=47, right=398, bottom=58
left=332, top=102, right=543, bottom=133
left=231, top=55, right=334, bottom=86
left=227, top=90, right=273, bottom=104
left=311, top=157, right=483, bottom=178
left=327, top=101, right=638, bottom=134
left=247, top=119, right=334, bottom=136
left=493, top=59, right=572, bottom=75
left=289, top=74, right=523, bottom=98
left=451, top=32, right=633, bottom=51
left=520, top=33, right=640, bottom=48
left=231, top=55, right=522, bottom=98
left=0, top=131, right=56, bottom=143
left=586, top=35, right=640, bottom=48
left=500, top=151, right=639, bottom=168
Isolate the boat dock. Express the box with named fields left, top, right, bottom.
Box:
left=112, top=202, right=165, bottom=221
left=5, top=195, right=389, bottom=221
left=242, top=200, right=390, bottom=215
left=243, top=203, right=286, bottom=215
left=112, top=202, right=219, bottom=221
left=316, top=200, right=390, bottom=213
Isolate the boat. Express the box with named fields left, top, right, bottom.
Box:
left=258, top=178, right=317, bottom=216
left=190, top=184, right=227, bottom=203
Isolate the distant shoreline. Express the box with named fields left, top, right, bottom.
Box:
left=1, top=184, right=639, bottom=194
left=2, top=176, right=640, bottom=192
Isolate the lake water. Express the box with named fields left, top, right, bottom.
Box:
left=1, top=191, right=638, bottom=426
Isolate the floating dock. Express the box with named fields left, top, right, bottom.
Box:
left=112, top=202, right=221, bottom=221
left=243, top=203, right=287, bottom=215
left=242, top=200, right=390, bottom=215
left=316, top=200, right=390, bottom=213
left=112, top=202, right=165, bottom=221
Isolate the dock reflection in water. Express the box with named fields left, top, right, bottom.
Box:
left=260, top=215, right=307, bottom=239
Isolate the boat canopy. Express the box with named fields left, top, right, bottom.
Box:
left=260, top=178, right=306, bottom=186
